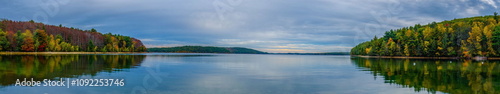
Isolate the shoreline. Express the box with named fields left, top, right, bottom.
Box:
left=350, top=55, right=496, bottom=60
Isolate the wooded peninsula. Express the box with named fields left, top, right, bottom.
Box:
left=0, top=19, right=146, bottom=52
left=148, top=46, right=267, bottom=54
left=351, top=13, right=500, bottom=58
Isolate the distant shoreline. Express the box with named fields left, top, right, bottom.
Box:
left=350, top=55, right=500, bottom=60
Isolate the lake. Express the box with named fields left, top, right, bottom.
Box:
left=0, top=53, right=498, bottom=94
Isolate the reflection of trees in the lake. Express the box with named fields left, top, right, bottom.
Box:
left=0, top=55, right=145, bottom=86
left=351, top=58, right=500, bottom=94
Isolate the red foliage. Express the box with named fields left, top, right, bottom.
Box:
left=21, top=38, right=34, bottom=52
left=6, top=31, right=17, bottom=51
left=38, top=43, right=46, bottom=51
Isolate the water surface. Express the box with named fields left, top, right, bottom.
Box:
left=1, top=53, right=496, bottom=94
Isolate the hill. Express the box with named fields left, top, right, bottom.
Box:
left=0, top=19, right=146, bottom=52
left=147, top=46, right=267, bottom=54
left=351, top=13, right=500, bottom=57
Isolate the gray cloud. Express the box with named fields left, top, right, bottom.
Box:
left=1, top=0, right=499, bottom=53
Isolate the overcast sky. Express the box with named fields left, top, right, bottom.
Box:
left=1, top=0, right=499, bottom=53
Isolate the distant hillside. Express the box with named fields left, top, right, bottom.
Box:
left=148, top=46, right=267, bottom=54
left=0, top=19, right=146, bottom=52
left=351, top=13, right=500, bottom=57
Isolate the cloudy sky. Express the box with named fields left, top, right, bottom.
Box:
left=0, top=0, right=499, bottom=53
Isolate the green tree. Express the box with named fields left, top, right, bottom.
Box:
left=90, top=28, right=97, bottom=32
left=494, top=12, right=498, bottom=23
left=87, top=40, right=96, bottom=52
left=0, top=29, right=10, bottom=51
left=492, top=25, right=500, bottom=54
left=34, top=29, right=48, bottom=51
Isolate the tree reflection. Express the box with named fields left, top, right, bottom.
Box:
left=351, top=58, right=500, bottom=94
left=0, top=55, right=145, bottom=86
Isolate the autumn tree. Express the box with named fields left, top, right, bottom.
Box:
left=483, top=23, right=496, bottom=56
left=20, top=30, right=35, bottom=52
left=6, top=31, right=17, bottom=51
left=34, top=29, right=48, bottom=51
left=467, top=22, right=484, bottom=56
left=0, top=29, right=9, bottom=51
left=422, top=27, right=434, bottom=55
left=404, top=44, right=410, bottom=56
left=48, top=35, right=56, bottom=51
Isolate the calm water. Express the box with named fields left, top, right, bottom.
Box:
left=0, top=53, right=498, bottom=94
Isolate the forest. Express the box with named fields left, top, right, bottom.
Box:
left=351, top=13, right=500, bottom=57
left=148, top=46, right=267, bottom=54
left=0, top=19, right=146, bottom=52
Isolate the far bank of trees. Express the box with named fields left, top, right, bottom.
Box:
left=148, top=46, right=267, bottom=54
left=351, top=13, right=500, bottom=57
left=0, top=20, right=146, bottom=52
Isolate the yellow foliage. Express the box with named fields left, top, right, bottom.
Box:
left=365, top=47, right=372, bottom=54
left=423, top=27, right=433, bottom=40
left=437, top=24, right=446, bottom=33
left=387, top=38, right=393, bottom=45
left=467, top=22, right=484, bottom=56
left=463, top=51, right=469, bottom=57
left=484, top=24, right=493, bottom=39
left=447, top=25, right=455, bottom=33
left=404, top=44, right=410, bottom=56
left=405, top=30, right=412, bottom=37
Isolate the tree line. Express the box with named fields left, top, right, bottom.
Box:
left=148, top=46, right=267, bottom=54
left=351, top=13, right=500, bottom=57
left=0, top=19, right=146, bottom=52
